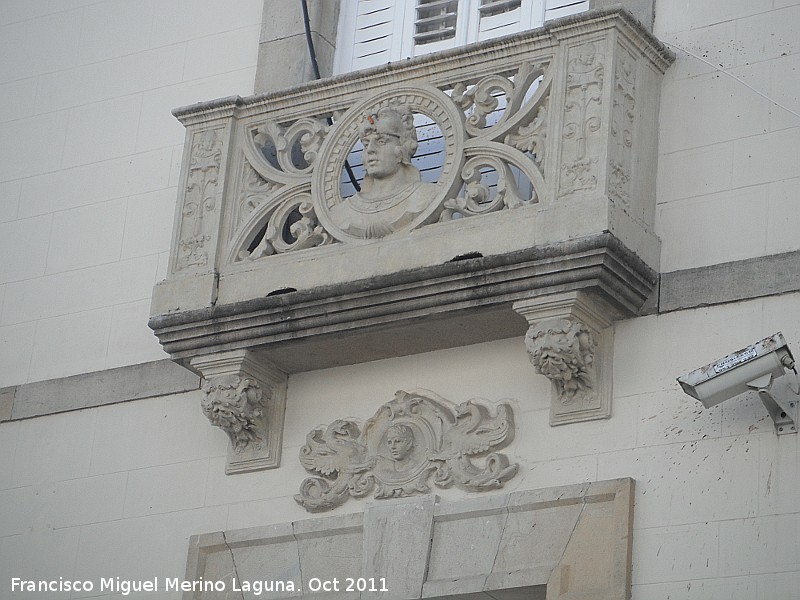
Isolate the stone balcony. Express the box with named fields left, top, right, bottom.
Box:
left=149, top=8, right=673, bottom=472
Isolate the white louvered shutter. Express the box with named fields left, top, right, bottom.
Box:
left=334, top=0, right=407, bottom=73
left=334, top=1, right=590, bottom=75
left=544, top=0, right=589, bottom=21
left=405, top=0, right=463, bottom=57
left=476, top=0, right=525, bottom=41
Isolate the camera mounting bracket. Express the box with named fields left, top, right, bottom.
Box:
left=748, top=372, right=799, bottom=435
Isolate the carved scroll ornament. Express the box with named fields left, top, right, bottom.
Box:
left=295, top=389, right=518, bottom=512
left=559, top=42, right=605, bottom=197
left=225, top=65, right=553, bottom=261
left=609, top=45, right=637, bottom=207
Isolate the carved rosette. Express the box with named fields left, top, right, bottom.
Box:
left=175, top=128, right=224, bottom=272
left=295, top=389, right=518, bottom=512
left=559, top=42, right=605, bottom=198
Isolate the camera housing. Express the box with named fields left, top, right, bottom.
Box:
left=678, top=332, right=798, bottom=435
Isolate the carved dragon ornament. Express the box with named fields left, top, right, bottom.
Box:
left=295, top=389, right=518, bottom=513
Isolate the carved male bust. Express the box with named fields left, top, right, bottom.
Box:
left=330, top=102, right=438, bottom=239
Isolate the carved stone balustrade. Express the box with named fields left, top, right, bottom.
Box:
left=150, top=8, right=673, bottom=462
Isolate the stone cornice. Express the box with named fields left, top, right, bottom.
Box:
left=172, top=95, right=242, bottom=127
left=0, top=360, right=199, bottom=423
left=6, top=252, right=798, bottom=423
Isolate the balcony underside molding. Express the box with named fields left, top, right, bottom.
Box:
left=149, top=233, right=655, bottom=373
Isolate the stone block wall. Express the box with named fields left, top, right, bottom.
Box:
left=0, top=0, right=264, bottom=387
left=653, top=0, right=800, bottom=272
left=2, top=294, right=799, bottom=597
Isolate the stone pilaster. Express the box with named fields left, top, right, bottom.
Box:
left=255, top=0, right=340, bottom=93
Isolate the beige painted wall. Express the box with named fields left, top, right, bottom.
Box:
left=0, top=0, right=263, bottom=386
left=2, top=0, right=799, bottom=386
left=2, top=293, right=799, bottom=597
left=653, top=0, right=800, bottom=271
left=1, top=0, right=799, bottom=599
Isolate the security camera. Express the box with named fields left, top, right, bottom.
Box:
left=678, top=332, right=798, bottom=435
left=678, top=333, right=794, bottom=408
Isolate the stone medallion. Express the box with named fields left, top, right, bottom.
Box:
left=311, top=84, right=465, bottom=242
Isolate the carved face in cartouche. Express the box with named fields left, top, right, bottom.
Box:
left=385, top=423, right=415, bottom=461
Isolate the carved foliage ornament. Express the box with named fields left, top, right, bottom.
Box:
left=295, top=390, right=518, bottom=512
left=559, top=42, right=605, bottom=197
left=201, top=375, right=266, bottom=454
left=177, top=128, right=223, bottom=272
left=525, top=318, right=597, bottom=406
left=609, top=46, right=637, bottom=207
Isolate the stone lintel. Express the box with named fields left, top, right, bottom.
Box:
left=362, top=495, right=436, bottom=600
left=183, top=478, right=635, bottom=600
left=513, top=291, right=615, bottom=425
left=190, top=349, right=287, bottom=474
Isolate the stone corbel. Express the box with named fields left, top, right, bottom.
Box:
left=514, top=291, right=615, bottom=426
left=190, top=350, right=287, bottom=474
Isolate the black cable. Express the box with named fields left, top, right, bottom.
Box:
left=301, top=0, right=361, bottom=192
left=300, top=0, right=322, bottom=79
